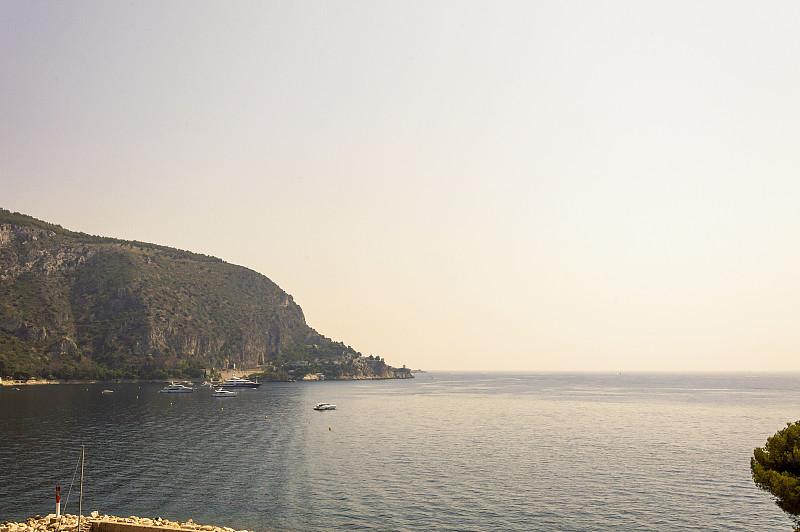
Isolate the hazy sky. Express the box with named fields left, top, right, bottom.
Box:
left=3, top=1, right=800, bottom=371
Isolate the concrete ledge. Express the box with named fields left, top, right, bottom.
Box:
left=91, top=522, right=195, bottom=532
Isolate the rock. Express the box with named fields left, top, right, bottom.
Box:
left=6, top=515, right=253, bottom=532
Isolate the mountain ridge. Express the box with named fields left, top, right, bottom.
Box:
left=0, top=208, right=412, bottom=382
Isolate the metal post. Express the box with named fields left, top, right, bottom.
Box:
left=78, top=446, right=84, bottom=532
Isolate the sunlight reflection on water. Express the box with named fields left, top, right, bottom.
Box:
left=1, top=373, right=798, bottom=531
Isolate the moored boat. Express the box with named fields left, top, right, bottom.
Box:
left=211, top=388, right=238, bottom=397
left=159, top=382, right=194, bottom=393
left=216, top=371, right=261, bottom=389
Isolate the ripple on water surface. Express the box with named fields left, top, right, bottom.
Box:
left=0, top=374, right=798, bottom=531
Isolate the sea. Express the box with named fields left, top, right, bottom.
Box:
left=1, top=372, right=798, bottom=531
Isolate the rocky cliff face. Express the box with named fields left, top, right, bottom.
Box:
left=339, top=356, right=415, bottom=379
left=0, top=209, right=411, bottom=381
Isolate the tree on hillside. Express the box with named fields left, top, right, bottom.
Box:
left=751, top=421, right=800, bottom=530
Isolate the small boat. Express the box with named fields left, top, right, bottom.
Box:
left=212, top=388, right=238, bottom=397
left=216, top=371, right=261, bottom=389
left=159, top=382, right=194, bottom=393
left=101, top=389, right=113, bottom=394
left=313, top=403, right=337, bottom=410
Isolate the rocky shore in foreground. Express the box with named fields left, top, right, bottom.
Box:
left=1, top=513, right=255, bottom=532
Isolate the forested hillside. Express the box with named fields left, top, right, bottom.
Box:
left=0, top=209, right=411, bottom=381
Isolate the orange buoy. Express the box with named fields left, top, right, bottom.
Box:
left=329, top=426, right=332, bottom=431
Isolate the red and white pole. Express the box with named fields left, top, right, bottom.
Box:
left=55, top=486, right=61, bottom=518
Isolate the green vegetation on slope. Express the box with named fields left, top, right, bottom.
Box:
left=0, top=208, right=412, bottom=381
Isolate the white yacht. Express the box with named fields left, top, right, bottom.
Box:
left=159, top=382, right=194, bottom=393
left=313, top=403, right=337, bottom=410
left=216, top=371, right=261, bottom=389
left=211, top=388, right=238, bottom=397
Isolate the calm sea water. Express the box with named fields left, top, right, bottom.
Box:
left=1, top=372, right=798, bottom=531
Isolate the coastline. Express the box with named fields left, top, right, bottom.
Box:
left=0, top=370, right=413, bottom=386
left=0, top=379, right=172, bottom=387
left=1, top=513, right=255, bottom=532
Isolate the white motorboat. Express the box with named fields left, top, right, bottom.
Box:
left=216, top=371, right=261, bottom=389
left=211, top=388, right=238, bottom=397
left=313, top=403, right=337, bottom=410
left=159, top=382, right=194, bottom=393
